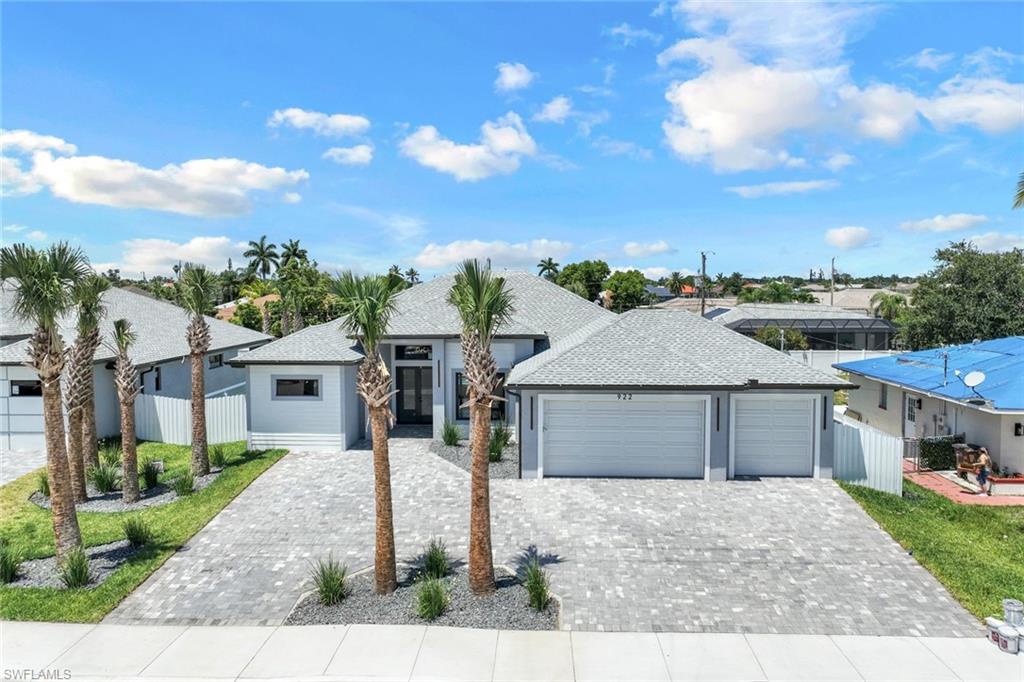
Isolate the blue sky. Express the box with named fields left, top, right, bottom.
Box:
left=2, top=2, right=1022, bottom=279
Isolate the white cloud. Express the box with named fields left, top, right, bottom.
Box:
left=114, top=236, right=248, bottom=277
left=840, top=83, right=922, bottom=142
left=1, top=156, right=42, bottom=195
left=624, top=240, right=674, bottom=257
left=610, top=265, right=690, bottom=280
left=323, top=144, right=374, bottom=165
left=592, top=136, right=653, bottom=160
left=24, top=230, right=48, bottom=242
left=2, top=224, right=27, bottom=233
left=825, top=226, right=871, bottom=250
left=576, top=84, right=615, bottom=97
left=899, top=213, right=988, bottom=233
left=970, top=231, right=1024, bottom=252
left=920, top=77, right=1024, bottom=134
left=605, top=23, right=663, bottom=47
left=267, top=108, right=370, bottom=137
left=1, top=129, right=77, bottom=155
left=534, top=96, right=573, bottom=124
left=962, top=47, right=1022, bottom=76
left=603, top=64, right=616, bottom=85
left=413, top=238, right=572, bottom=270
left=282, top=192, right=302, bottom=204
left=725, top=179, right=838, bottom=199
left=332, top=203, right=425, bottom=240
left=898, top=48, right=955, bottom=71
left=400, top=112, right=536, bottom=182
left=824, top=153, right=855, bottom=172
left=494, top=62, right=536, bottom=93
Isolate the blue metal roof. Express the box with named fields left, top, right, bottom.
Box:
left=835, top=336, right=1024, bottom=411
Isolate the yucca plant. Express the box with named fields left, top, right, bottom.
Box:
left=122, top=516, right=153, bottom=548
left=0, top=541, right=23, bottom=583
left=310, top=555, right=350, bottom=606
left=58, top=547, right=91, bottom=589
left=441, top=419, right=460, bottom=447
left=416, top=577, right=449, bottom=621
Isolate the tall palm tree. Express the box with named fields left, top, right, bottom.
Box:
left=1014, top=171, right=1024, bottom=209
left=536, top=257, right=559, bottom=281
left=330, top=272, right=402, bottom=594
left=0, top=243, right=89, bottom=559
left=110, top=319, right=141, bottom=503
left=179, top=266, right=218, bottom=476
left=280, top=239, right=308, bottom=267
left=404, top=268, right=420, bottom=285
left=64, top=275, right=110, bottom=501
left=870, top=291, right=908, bottom=321
left=244, top=235, right=279, bottom=280
left=219, top=267, right=242, bottom=304
left=447, top=259, right=514, bottom=595
left=666, top=271, right=685, bottom=297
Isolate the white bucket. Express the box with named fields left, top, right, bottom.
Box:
left=1004, top=599, right=1024, bottom=627
left=986, top=617, right=1005, bottom=644
left=997, top=626, right=1019, bottom=655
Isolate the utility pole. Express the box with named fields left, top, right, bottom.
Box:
left=829, top=256, right=836, bottom=306
left=699, top=251, right=710, bottom=317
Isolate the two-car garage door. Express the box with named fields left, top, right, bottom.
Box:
left=540, top=395, right=708, bottom=478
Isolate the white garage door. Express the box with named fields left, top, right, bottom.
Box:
left=540, top=395, right=707, bottom=478
left=732, top=395, right=816, bottom=477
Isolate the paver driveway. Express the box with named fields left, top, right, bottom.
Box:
left=108, top=435, right=980, bottom=636
left=0, top=448, right=45, bottom=485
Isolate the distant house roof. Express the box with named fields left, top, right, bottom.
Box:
left=506, top=309, right=849, bottom=389
left=836, top=337, right=1024, bottom=412
left=0, top=286, right=272, bottom=367
left=215, top=293, right=280, bottom=322
left=654, top=296, right=739, bottom=313
left=233, top=270, right=614, bottom=365
left=710, top=303, right=895, bottom=333
left=811, top=287, right=913, bottom=313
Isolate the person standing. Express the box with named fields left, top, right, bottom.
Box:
left=976, top=448, right=993, bottom=496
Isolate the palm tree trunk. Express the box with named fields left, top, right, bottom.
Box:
left=43, top=377, right=83, bottom=559
left=369, top=405, right=398, bottom=594
left=81, top=388, right=99, bottom=469
left=120, top=398, right=139, bottom=503
left=190, top=352, right=209, bottom=475
left=261, top=307, right=271, bottom=335
left=66, top=407, right=88, bottom=503
left=467, top=395, right=495, bottom=594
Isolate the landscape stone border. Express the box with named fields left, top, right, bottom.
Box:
left=30, top=470, right=221, bottom=513
left=4, top=540, right=140, bottom=590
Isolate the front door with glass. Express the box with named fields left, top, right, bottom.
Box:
left=396, top=366, right=433, bottom=424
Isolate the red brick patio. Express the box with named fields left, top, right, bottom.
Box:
left=903, top=459, right=1024, bottom=506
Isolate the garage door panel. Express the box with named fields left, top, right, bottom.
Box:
left=542, top=396, right=706, bottom=478
left=733, top=396, right=814, bottom=477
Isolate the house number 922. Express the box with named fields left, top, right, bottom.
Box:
left=617, top=393, right=633, bottom=400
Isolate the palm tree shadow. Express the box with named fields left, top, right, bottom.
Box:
left=512, top=545, right=563, bottom=579
left=403, top=548, right=467, bottom=584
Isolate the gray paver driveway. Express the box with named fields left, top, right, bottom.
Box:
left=108, top=436, right=981, bottom=636
left=0, top=448, right=45, bottom=485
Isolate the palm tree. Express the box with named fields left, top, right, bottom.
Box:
left=870, top=291, right=908, bottom=321
left=244, top=236, right=279, bottom=279
left=386, top=265, right=408, bottom=292
left=219, top=267, right=242, bottom=304
left=280, top=239, right=308, bottom=268
left=110, top=319, right=141, bottom=503
left=536, top=257, right=559, bottom=281
left=666, top=271, right=685, bottom=297
left=447, top=259, right=514, bottom=595
left=64, top=275, right=110, bottom=501
left=179, top=266, right=218, bottom=476
left=0, top=243, right=89, bottom=559
left=1014, top=171, right=1024, bottom=209
left=330, top=272, right=402, bottom=594
left=404, top=268, right=420, bottom=285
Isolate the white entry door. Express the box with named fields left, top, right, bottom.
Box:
left=903, top=393, right=918, bottom=438
left=540, top=394, right=708, bottom=478
left=731, top=394, right=816, bottom=477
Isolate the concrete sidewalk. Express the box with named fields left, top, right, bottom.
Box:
left=2, top=622, right=1021, bottom=681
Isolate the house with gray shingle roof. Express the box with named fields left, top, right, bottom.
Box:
left=1, top=285, right=271, bottom=451
left=709, top=303, right=896, bottom=351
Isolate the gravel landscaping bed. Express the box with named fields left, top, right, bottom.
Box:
left=4, top=540, right=140, bottom=589
left=30, top=470, right=221, bottom=512
left=429, top=442, right=519, bottom=479
left=286, top=565, right=557, bottom=630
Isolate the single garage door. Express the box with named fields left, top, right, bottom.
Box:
left=732, top=395, right=816, bottom=477
left=540, top=395, right=707, bottom=478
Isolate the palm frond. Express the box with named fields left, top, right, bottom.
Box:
left=0, top=242, right=90, bottom=334
left=447, top=259, right=514, bottom=345
left=112, top=319, right=137, bottom=355
left=178, top=266, right=219, bottom=316
left=329, top=272, right=401, bottom=353
left=73, top=274, right=111, bottom=335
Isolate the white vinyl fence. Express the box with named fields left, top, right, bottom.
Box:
left=833, top=415, right=903, bottom=495
left=786, top=349, right=898, bottom=376
left=134, top=394, right=246, bottom=445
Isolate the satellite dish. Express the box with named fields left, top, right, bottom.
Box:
left=963, top=371, right=986, bottom=388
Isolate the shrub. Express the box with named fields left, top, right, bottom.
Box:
left=122, top=517, right=153, bottom=548
left=441, top=419, right=460, bottom=447
left=87, top=463, right=122, bottom=494
left=523, top=558, right=550, bottom=611
left=139, top=459, right=161, bottom=490
left=99, top=445, right=122, bottom=468
left=209, top=445, right=227, bottom=469
left=488, top=434, right=504, bottom=463
left=172, top=470, right=195, bottom=497
left=58, top=548, right=91, bottom=589
left=423, top=538, right=450, bottom=580
left=310, top=555, right=349, bottom=606
left=416, top=577, right=449, bottom=621
left=0, top=541, right=22, bottom=584
left=36, top=470, right=50, bottom=497
left=920, top=436, right=956, bottom=471
left=492, top=422, right=513, bottom=449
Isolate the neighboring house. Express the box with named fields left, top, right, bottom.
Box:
left=836, top=337, right=1024, bottom=475
left=0, top=286, right=272, bottom=451
left=646, top=284, right=697, bottom=303
left=654, top=296, right=738, bottom=313
left=232, top=272, right=615, bottom=452
left=811, top=286, right=915, bottom=316
left=215, top=293, right=281, bottom=322
left=709, top=303, right=896, bottom=351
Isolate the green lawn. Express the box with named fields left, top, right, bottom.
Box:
left=0, top=441, right=285, bottom=622
left=841, top=480, right=1024, bottom=619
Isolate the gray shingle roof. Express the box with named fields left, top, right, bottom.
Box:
left=506, top=308, right=850, bottom=389
left=234, top=270, right=615, bottom=365
left=0, top=286, right=272, bottom=367
left=711, top=303, right=876, bottom=325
